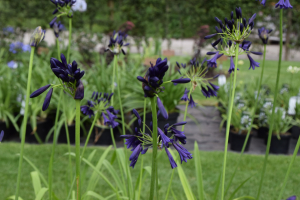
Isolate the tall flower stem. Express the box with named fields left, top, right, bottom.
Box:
left=257, top=10, right=283, bottom=200
left=15, top=47, right=35, bottom=200
left=137, top=98, right=147, bottom=200
left=81, top=112, right=99, bottom=158
left=67, top=18, right=72, bottom=63
left=48, top=38, right=63, bottom=200
left=221, top=43, right=240, bottom=200
left=278, top=137, right=300, bottom=199
left=149, top=96, right=158, bottom=200
left=165, top=86, right=192, bottom=200
left=75, top=100, right=81, bottom=200
left=225, top=44, right=267, bottom=196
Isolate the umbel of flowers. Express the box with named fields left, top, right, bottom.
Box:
left=121, top=110, right=191, bottom=169
left=30, top=53, right=85, bottom=108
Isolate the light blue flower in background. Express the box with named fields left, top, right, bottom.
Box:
left=7, top=61, right=18, bottom=69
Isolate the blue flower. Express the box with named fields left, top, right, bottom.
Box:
left=105, top=31, right=130, bottom=55
left=9, top=42, right=30, bottom=54
left=172, top=141, right=193, bottom=163
left=50, top=0, right=76, bottom=17
left=51, top=20, right=65, bottom=38
left=275, top=0, right=286, bottom=9
left=258, top=27, right=272, bottom=44
left=188, top=94, right=197, bottom=108
left=0, top=130, right=4, bottom=142
left=207, top=51, right=223, bottom=68
left=228, top=56, right=239, bottom=74
left=42, top=88, right=53, bottom=111
left=247, top=54, right=260, bottom=70
left=286, top=196, right=296, bottom=200
left=257, top=0, right=266, bottom=6
left=7, top=61, right=18, bottom=69
left=284, top=0, right=293, bottom=9
left=165, top=147, right=177, bottom=169
left=157, top=97, right=168, bottom=119
left=181, top=88, right=190, bottom=101
left=3, top=26, right=14, bottom=33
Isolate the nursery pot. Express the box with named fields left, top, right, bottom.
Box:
left=270, top=134, right=291, bottom=154
left=230, top=130, right=252, bottom=152
left=288, top=126, right=300, bottom=139
left=0, top=121, right=18, bottom=142
left=257, top=127, right=269, bottom=139
left=58, top=124, right=84, bottom=144
left=25, top=120, right=53, bottom=143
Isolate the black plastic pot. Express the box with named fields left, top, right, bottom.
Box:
left=25, top=120, right=53, bottom=143
left=288, top=126, right=300, bottom=139
left=92, top=126, right=116, bottom=145
left=230, top=131, right=252, bottom=152
left=270, top=134, right=291, bottom=154
left=0, top=121, right=18, bottom=142
left=58, top=124, right=84, bottom=144
left=257, top=127, right=269, bottom=139
left=133, top=110, right=180, bottom=136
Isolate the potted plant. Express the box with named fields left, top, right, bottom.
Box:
left=265, top=107, right=295, bottom=154
left=257, top=98, right=273, bottom=140
left=221, top=105, right=257, bottom=152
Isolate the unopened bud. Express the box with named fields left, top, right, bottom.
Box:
left=30, top=26, right=46, bottom=47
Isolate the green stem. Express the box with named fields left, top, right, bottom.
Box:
left=149, top=97, right=158, bottom=200
left=81, top=112, right=99, bottom=158
left=277, top=136, right=300, bottom=199
left=111, top=55, right=117, bottom=105
left=257, top=10, right=283, bottom=200
left=221, top=43, right=239, bottom=200
left=48, top=90, right=63, bottom=200
left=15, top=47, right=35, bottom=200
left=164, top=167, right=175, bottom=200
left=225, top=44, right=267, bottom=196
left=64, top=118, right=73, bottom=189
left=181, top=86, right=193, bottom=132
left=137, top=99, right=147, bottom=200
left=75, top=100, right=81, bottom=200
left=67, top=18, right=72, bottom=63
left=56, top=38, right=61, bottom=59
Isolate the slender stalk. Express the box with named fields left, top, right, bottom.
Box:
left=221, top=43, right=240, bottom=200
left=137, top=99, right=147, bottom=200
left=111, top=55, right=117, bottom=105
left=48, top=38, right=63, bottom=200
left=75, top=100, right=81, bottom=200
left=149, top=97, right=158, bottom=200
left=165, top=86, right=192, bottom=200
left=15, top=47, right=35, bottom=200
left=225, top=44, right=267, bottom=196
left=257, top=10, right=283, bottom=200
left=64, top=117, right=73, bottom=188
left=81, top=112, right=99, bottom=158
left=67, top=18, right=72, bottom=63
left=48, top=90, right=63, bottom=200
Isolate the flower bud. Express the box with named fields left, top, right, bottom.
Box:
left=29, top=26, right=46, bottom=47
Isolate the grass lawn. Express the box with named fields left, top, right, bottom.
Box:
left=1, top=143, right=300, bottom=199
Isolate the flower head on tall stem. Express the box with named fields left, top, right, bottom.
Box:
left=30, top=53, right=85, bottom=111
left=29, top=26, right=46, bottom=47
left=258, top=27, right=272, bottom=45
left=50, top=21, right=65, bottom=38
left=121, top=110, right=192, bottom=168
left=137, top=58, right=191, bottom=119
left=105, top=31, right=130, bottom=55
left=50, top=0, right=76, bottom=18
left=81, top=92, right=119, bottom=128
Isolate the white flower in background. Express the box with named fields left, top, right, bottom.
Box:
left=238, top=60, right=244, bottom=65
left=287, top=66, right=300, bottom=74
left=72, top=0, right=87, bottom=12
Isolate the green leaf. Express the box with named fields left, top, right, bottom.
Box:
left=213, top=172, right=222, bottom=200
left=232, top=196, right=255, bottom=200
left=169, top=149, right=194, bottom=200
left=227, top=176, right=252, bottom=200
left=31, top=171, right=42, bottom=196
left=6, top=196, right=24, bottom=200
left=35, top=188, right=48, bottom=200
left=84, top=191, right=106, bottom=200
left=194, top=142, right=205, bottom=200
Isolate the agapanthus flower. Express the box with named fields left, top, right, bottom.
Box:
left=286, top=196, right=296, bottom=200
left=30, top=53, right=85, bottom=111
left=121, top=109, right=192, bottom=168
left=257, top=0, right=292, bottom=9
left=105, top=31, right=130, bottom=55
left=181, top=88, right=190, bottom=101
left=0, top=130, right=4, bottom=142
left=257, top=0, right=266, bottom=6
left=275, top=0, right=287, bottom=9
left=9, top=42, right=31, bottom=54
left=176, top=58, right=219, bottom=102
left=29, top=26, right=46, bottom=47
left=258, top=27, right=272, bottom=45
left=7, top=61, right=18, bottom=69
left=81, top=92, right=119, bottom=128
left=50, top=21, right=65, bottom=38
left=137, top=58, right=190, bottom=119
left=50, top=0, right=76, bottom=17
left=228, top=56, right=239, bottom=74
left=204, top=7, right=256, bottom=44
left=247, top=54, right=260, bottom=70
left=3, top=26, right=14, bottom=33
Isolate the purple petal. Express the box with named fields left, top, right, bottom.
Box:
left=157, top=97, right=168, bottom=120
left=42, top=88, right=53, bottom=111
left=30, top=84, right=51, bottom=98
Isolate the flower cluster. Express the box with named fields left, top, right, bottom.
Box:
left=9, top=42, right=30, bottom=54
left=81, top=92, right=119, bottom=128
left=204, top=8, right=262, bottom=71
left=30, top=53, right=85, bottom=111
left=257, top=0, right=292, bottom=9
left=121, top=110, right=192, bottom=168
left=137, top=58, right=191, bottom=119
left=287, top=66, right=300, bottom=74
left=0, top=130, right=4, bottom=142
left=105, top=31, right=130, bottom=55
left=50, top=21, right=65, bottom=38
left=50, top=0, right=76, bottom=16
left=176, top=58, right=220, bottom=104
left=258, top=27, right=272, bottom=44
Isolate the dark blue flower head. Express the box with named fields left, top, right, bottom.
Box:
left=0, top=130, right=4, bottom=142
left=275, top=0, right=287, bottom=9
left=172, top=141, right=193, bottom=163
left=50, top=0, right=76, bottom=17
left=258, top=27, right=272, bottom=45
left=181, top=88, right=190, bottom=101
left=247, top=54, right=260, bottom=70
left=105, top=31, right=130, bottom=55
left=51, top=21, right=65, bottom=38
left=207, top=51, right=223, bottom=68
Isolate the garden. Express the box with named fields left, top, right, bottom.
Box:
left=0, top=0, right=300, bottom=200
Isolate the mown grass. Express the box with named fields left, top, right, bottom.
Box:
left=1, top=143, right=299, bottom=199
